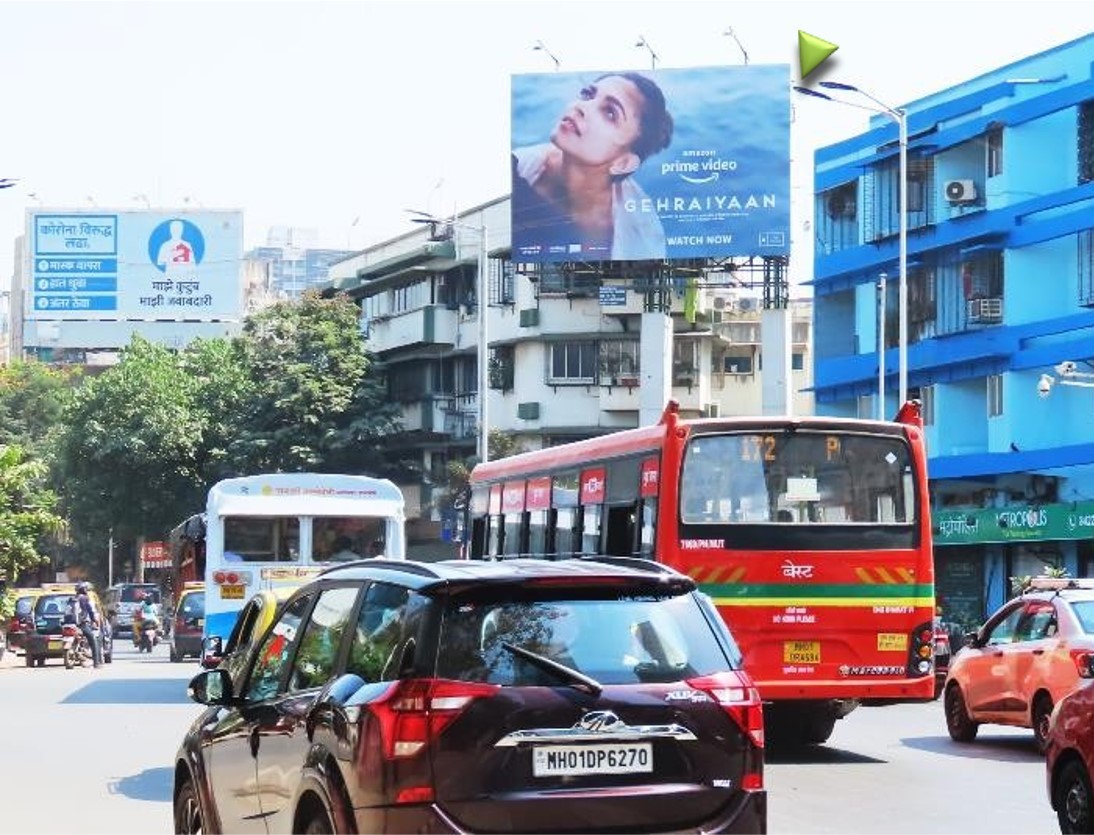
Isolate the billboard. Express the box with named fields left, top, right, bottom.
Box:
left=26, top=210, right=243, bottom=320
left=511, top=64, right=790, bottom=263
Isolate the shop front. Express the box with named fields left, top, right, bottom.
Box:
left=934, top=501, right=1093, bottom=629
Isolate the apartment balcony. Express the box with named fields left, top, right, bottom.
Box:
left=400, top=394, right=478, bottom=438
left=367, top=305, right=464, bottom=354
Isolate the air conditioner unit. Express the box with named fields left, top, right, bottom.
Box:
left=738, top=297, right=758, bottom=312
left=710, top=292, right=736, bottom=312
left=945, top=179, right=977, bottom=203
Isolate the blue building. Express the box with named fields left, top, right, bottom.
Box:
left=809, top=33, right=1094, bottom=631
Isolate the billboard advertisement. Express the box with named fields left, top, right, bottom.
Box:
left=26, top=210, right=243, bottom=320
left=511, top=64, right=790, bottom=263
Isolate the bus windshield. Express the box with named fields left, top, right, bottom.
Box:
left=680, top=430, right=915, bottom=525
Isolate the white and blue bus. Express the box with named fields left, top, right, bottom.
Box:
left=189, top=473, right=406, bottom=643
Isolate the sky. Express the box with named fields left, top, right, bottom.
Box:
left=3, top=0, right=1094, bottom=292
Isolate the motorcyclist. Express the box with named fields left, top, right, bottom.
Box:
left=138, top=594, right=160, bottom=649
left=73, top=583, right=102, bottom=668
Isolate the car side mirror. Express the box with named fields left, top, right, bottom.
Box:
left=201, top=635, right=224, bottom=669
left=188, top=668, right=234, bottom=706
left=306, top=673, right=366, bottom=741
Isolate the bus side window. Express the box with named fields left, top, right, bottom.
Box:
left=581, top=504, right=602, bottom=556
left=605, top=504, right=637, bottom=556
left=639, top=501, right=657, bottom=558
left=487, top=514, right=503, bottom=557
left=528, top=510, right=547, bottom=554
left=469, top=516, right=486, bottom=559
left=555, top=507, right=577, bottom=556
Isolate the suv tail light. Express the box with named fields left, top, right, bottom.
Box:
left=1070, top=649, right=1094, bottom=678
left=367, top=678, right=500, bottom=804
left=687, top=671, right=764, bottom=789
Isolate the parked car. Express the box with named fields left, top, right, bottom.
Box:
left=1046, top=675, right=1094, bottom=833
left=174, top=557, right=767, bottom=834
left=7, top=588, right=50, bottom=653
left=170, top=583, right=205, bottom=662
left=944, top=577, right=1094, bottom=751
left=23, top=589, right=113, bottom=667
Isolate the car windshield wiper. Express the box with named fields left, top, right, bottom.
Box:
left=500, top=641, right=603, bottom=696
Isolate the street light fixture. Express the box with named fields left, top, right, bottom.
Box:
left=533, top=39, right=560, bottom=71
left=407, top=210, right=490, bottom=463
left=794, top=82, right=909, bottom=408
left=635, top=35, right=658, bottom=70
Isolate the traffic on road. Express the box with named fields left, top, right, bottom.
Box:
left=0, top=566, right=1079, bottom=835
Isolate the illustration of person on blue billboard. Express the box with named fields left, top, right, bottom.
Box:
left=512, top=72, right=674, bottom=262
left=156, top=219, right=198, bottom=273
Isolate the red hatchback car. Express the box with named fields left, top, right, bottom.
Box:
left=944, top=578, right=1094, bottom=752
left=1045, top=675, right=1094, bottom=833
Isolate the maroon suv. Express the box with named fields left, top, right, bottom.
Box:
left=174, top=557, right=766, bottom=834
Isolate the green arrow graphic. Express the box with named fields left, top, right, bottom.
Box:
left=798, top=30, right=839, bottom=79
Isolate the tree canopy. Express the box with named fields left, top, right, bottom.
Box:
left=0, top=443, right=65, bottom=588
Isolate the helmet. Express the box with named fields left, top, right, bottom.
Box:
left=76, top=582, right=89, bottom=594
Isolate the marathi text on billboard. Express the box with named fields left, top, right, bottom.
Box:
left=510, top=64, right=790, bottom=264
left=27, top=210, right=243, bottom=321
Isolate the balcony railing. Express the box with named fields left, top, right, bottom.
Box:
left=966, top=297, right=1003, bottom=325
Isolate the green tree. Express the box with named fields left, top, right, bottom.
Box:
left=0, top=444, right=65, bottom=590
left=52, top=335, right=208, bottom=555
left=0, top=360, right=80, bottom=458
left=228, top=291, right=401, bottom=473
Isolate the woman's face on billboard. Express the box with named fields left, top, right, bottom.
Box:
left=550, top=75, right=644, bottom=174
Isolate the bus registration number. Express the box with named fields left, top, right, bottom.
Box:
left=533, top=744, right=652, bottom=777
left=220, top=584, right=244, bottom=600
left=784, top=641, right=821, bottom=664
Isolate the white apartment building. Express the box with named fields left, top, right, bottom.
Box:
left=325, top=196, right=813, bottom=554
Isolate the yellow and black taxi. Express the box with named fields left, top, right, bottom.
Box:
left=170, top=582, right=206, bottom=662
left=23, top=585, right=113, bottom=667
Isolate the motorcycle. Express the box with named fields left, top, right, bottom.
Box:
left=62, top=623, right=94, bottom=669
left=139, top=617, right=160, bottom=653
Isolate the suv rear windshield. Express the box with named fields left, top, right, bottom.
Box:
left=35, top=594, right=72, bottom=617
left=119, top=585, right=158, bottom=604
left=436, top=591, right=736, bottom=686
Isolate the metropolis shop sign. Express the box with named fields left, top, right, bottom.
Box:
left=934, top=501, right=1094, bottom=545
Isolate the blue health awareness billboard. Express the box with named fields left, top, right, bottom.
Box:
left=511, top=64, right=790, bottom=263
left=28, top=210, right=242, bottom=320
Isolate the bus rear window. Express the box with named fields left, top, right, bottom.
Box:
left=681, top=431, right=915, bottom=525
left=224, top=516, right=300, bottom=562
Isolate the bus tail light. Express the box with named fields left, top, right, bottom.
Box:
left=211, top=570, right=252, bottom=586
left=910, top=622, right=935, bottom=675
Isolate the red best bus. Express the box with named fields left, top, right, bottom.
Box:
left=466, top=399, right=935, bottom=746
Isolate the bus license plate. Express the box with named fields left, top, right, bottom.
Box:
left=784, top=640, right=821, bottom=664
left=219, top=585, right=244, bottom=600
left=533, top=744, right=653, bottom=777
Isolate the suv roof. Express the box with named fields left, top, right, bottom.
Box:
left=317, top=555, right=694, bottom=593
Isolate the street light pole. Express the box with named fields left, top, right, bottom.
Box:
left=476, top=223, right=489, bottom=464
left=794, top=82, right=910, bottom=408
